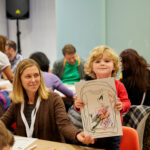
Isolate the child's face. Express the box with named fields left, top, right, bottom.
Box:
left=92, top=53, right=114, bottom=79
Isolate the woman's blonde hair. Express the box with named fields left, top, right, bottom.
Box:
left=84, top=45, right=121, bottom=79
left=10, top=59, right=50, bottom=103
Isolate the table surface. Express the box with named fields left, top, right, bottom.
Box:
left=25, top=138, right=103, bottom=150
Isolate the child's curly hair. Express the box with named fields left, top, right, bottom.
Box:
left=84, top=45, right=122, bottom=79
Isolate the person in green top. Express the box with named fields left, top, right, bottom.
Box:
left=52, top=44, right=85, bottom=85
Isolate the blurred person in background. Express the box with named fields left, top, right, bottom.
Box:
left=52, top=44, right=85, bottom=85
left=0, top=35, right=13, bottom=83
left=120, top=48, right=150, bottom=105
left=5, top=40, right=23, bottom=73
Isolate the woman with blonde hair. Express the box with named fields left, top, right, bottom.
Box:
left=0, top=59, right=94, bottom=145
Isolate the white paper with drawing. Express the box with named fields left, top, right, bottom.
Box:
left=75, top=78, right=122, bottom=138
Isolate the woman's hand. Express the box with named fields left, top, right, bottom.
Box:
left=76, top=131, right=95, bottom=145
left=74, top=96, right=84, bottom=109
left=115, top=99, right=123, bottom=111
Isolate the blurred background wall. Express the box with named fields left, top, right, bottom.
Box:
left=0, top=0, right=150, bottom=67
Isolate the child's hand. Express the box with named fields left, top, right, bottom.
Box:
left=115, top=99, right=123, bottom=111
left=74, top=96, right=84, bottom=109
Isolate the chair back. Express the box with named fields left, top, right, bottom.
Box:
left=120, top=126, right=140, bottom=150
left=123, top=105, right=150, bottom=150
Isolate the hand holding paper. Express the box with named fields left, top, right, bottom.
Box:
left=75, top=78, right=123, bottom=138
left=76, top=131, right=95, bottom=145
left=115, top=99, right=123, bottom=111
left=74, top=96, right=84, bottom=109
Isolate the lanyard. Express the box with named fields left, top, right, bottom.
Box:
left=20, top=97, right=41, bottom=137
left=141, top=92, right=146, bottom=105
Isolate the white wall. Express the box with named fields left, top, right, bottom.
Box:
left=106, top=0, right=150, bottom=64
left=0, top=0, right=56, bottom=68
left=0, top=0, right=7, bottom=35
left=56, top=0, right=106, bottom=60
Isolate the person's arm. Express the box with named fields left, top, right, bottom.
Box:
left=2, top=66, right=14, bottom=83
left=53, top=74, right=74, bottom=97
left=116, top=80, right=131, bottom=113
left=1, top=72, right=8, bottom=80
left=0, top=52, right=14, bottom=83
left=0, top=103, right=15, bottom=127
left=54, top=93, right=80, bottom=140
left=53, top=93, right=94, bottom=144
left=74, top=96, right=84, bottom=111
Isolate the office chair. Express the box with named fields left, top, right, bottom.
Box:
left=120, top=126, right=140, bottom=150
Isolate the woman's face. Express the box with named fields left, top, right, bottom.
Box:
left=21, top=65, right=40, bottom=96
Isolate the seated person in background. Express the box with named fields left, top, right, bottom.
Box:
left=0, top=51, right=13, bottom=83
left=0, top=36, right=13, bottom=83
left=120, top=49, right=150, bottom=105
left=0, top=59, right=94, bottom=145
left=68, top=46, right=131, bottom=150
left=0, top=120, right=14, bottom=150
left=52, top=44, right=85, bottom=85
left=5, top=40, right=23, bottom=73
left=29, top=51, right=74, bottom=98
left=0, top=35, right=7, bottom=53
left=0, top=36, right=13, bottom=120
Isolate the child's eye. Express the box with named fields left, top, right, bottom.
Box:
left=95, top=60, right=101, bottom=63
left=104, top=59, right=111, bottom=63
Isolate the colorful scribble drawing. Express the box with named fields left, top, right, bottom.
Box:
left=90, top=104, right=113, bottom=131
left=75, top=78, right=123, bottom=138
